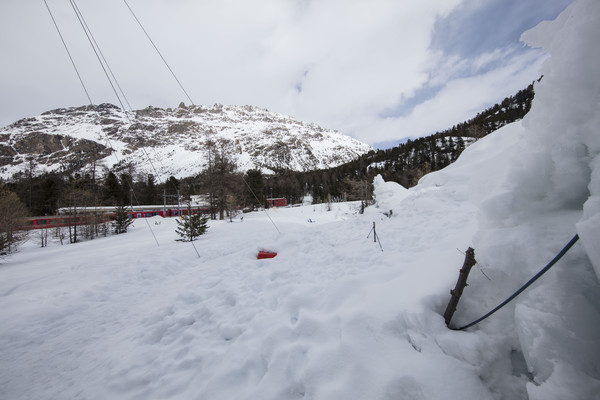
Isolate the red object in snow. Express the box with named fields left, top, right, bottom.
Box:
left=257, top=250, right=277, bottom=259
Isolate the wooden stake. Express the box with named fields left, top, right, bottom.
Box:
left=444, top=247, right=476, bottom=327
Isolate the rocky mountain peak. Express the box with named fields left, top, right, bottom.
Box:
left=0, top=104, right=372, bottom=180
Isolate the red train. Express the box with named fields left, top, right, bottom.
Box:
left=22, top=214, right=112, bottom=230
left=22, top=205, right=209, bottom=230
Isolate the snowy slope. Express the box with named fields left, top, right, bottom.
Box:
left=1, top=1, right=600, bottom=399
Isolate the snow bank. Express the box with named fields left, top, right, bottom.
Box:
left=372, top=174, right=409, bottom=212
left=454, top=0, right=600, bottom=398
left=519, top=0, right=600, bottom=276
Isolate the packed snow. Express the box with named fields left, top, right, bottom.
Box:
left=1, top=0, right=600, bottom=399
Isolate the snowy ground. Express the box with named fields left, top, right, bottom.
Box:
left=0, top=198, right=468, bottom=399
left=0, top=163, right=597, bottom=399
left=2, top=0, right=600, bottom=398
left=0, top=194, right=503, bottom=400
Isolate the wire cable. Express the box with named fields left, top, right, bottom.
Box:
left=241, top=175, right=281, bottom=234
left=452, top=234, right=580, bottom=331
left=42, top=0, right=92, bottom=105
left=70, top=0, right=133, bottom=112
left=69, top=0, right=129, bottom=117
left=122, top=0, right=195, bottom=105
left=70, top=0, right=133, bottom=111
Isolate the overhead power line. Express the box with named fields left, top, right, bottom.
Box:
left=69, top=0, right=130, bottom=116
left=70, top=0, right=133, bottom=111
left=42, top=0, right=92, bottom=105
left=122, top=0, right=195, bottom=106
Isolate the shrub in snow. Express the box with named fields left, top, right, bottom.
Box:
left=176, top=204, right=209, bottom=242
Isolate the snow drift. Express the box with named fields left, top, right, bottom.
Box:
left=1, top=1, right=599, bottom=399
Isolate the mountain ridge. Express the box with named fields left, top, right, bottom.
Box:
left=0, top=103, right=372, bottom=180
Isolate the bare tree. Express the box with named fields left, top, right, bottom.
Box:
left=61, top=181, right=98, bottom=243
left=0, top=186, right=29, bottom=254
left=199, top=142, right=243, bottom=220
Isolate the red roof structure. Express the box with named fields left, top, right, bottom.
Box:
left=266, top=198, right=287, bottom=208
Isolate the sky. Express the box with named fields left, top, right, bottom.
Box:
left=0, top=0, right=572, bottom=149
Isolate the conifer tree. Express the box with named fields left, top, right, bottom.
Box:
left=112, top=204, right=133, bottom=234
left=176, top=203, right=209, bottom=242
left=102, top=171, right=124, bottom=205
left=143, top=174, right=158, bottom=204
left=245, top=169, right=265, bottom=209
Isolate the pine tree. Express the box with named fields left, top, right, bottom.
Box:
left=143, top=174, right=158, bottom=204
left=245, top=169, right=265, bottom=209
left=102, top=171, right=124, bottom=205
left=176, top=204, right=209, bottom=242
left=112, top=204, right=133, bottom=234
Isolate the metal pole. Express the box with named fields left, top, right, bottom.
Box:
left=373, top=222, right=377, bottom=243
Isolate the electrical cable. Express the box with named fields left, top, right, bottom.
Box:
left=452, top=233, right=580, bottom=331
left=69, top=0, right=133, bottom=112
left=122, top=0, right=195, bottom=106
left=241, top=175, right=281, bottom=234
left=69, top=0, right=128, bottom=118
left=42, top=0, right=93, bottom=105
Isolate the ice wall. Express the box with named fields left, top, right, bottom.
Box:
left=469, top=0, right=600, bottom=398
left=519, top=0, right=600, bottom=278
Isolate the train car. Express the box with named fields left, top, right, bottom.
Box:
left=22, top=214, right=113, bottom=230
left=23, top=205, right=211, bottom=230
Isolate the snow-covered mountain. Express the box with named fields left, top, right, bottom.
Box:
left=0, top=103, right=372, bottom=180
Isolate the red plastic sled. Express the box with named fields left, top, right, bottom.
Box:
left=257, top=250, right=277, bottom=259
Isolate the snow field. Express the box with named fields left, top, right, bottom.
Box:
left=0, top=193, right=496, bottom=400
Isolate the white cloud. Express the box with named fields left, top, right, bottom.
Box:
left=0, top=0, right=568, bottom=148
left=344, top=47, right=547, bottom=145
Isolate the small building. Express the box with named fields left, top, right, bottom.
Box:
left=266, top=197, right=287, bottom=208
